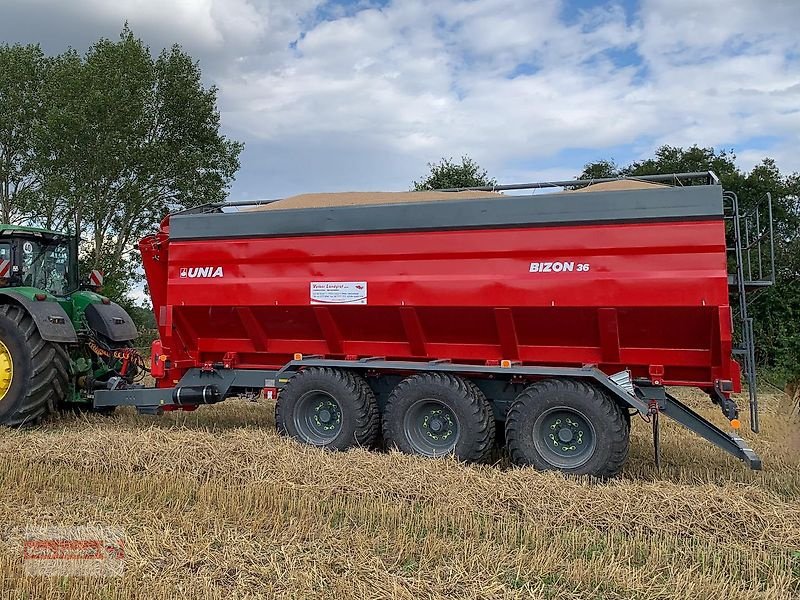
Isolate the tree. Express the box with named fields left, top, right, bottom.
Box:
left=0, top=44, right=47, bottom=224
left=579, top=145, right=741, bottom=186
left=413, top=156, right=495, bottom=190
left=577, top=158, right=619, bottom=180
left=36, top=27, right=243, bottom=298
left=623, top=145, right=740, bottom=184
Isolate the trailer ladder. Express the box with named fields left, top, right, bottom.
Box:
left=725, top=190, right=775, bottom=433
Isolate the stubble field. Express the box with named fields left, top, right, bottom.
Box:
left=0, top=388, right=797, bottom=599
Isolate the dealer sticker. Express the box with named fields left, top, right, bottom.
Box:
left=310, top=281, right=367, bottom=305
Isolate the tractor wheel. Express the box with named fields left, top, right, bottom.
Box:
left=275, top=368, right=379, bottom=450
left=505, top=379, right=629, bottom=478
left=383, top=373, right=495, bottom=463
left=0, top=304, right=69, bottom=426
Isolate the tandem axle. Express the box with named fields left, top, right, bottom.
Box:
left=93, top=357, right=762, bottom=476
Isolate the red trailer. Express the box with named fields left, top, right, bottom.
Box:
left=96, top=172, right=771, bottom=477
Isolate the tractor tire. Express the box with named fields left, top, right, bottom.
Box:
left=0, top=304, right=69, bottom=426
left=505, top=379, right=629, bottom=478
left=276, top=368, right=379, bottom=451
left=383, top=373, right=495, bottom=463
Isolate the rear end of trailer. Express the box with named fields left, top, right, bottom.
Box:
left=95, top=171, right=773, bottom=477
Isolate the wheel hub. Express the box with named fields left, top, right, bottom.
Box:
left=557, top=427, right=574, bottom=443
left=533, top=408, right=597, bottom=469
left=293, top=391, right=343, bottom=445
left=0, top=340, right=13, bottom=403
left=313, top=400, right=340, bottom=431
left=422, top=409, right=455, bottom=441
left=404, top=400, right=460, bottom=456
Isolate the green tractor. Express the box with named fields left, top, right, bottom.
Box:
left=0, top=224, right=140, bottom=425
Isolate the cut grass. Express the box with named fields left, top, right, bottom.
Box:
left=0, top=388, right=797, bottom=599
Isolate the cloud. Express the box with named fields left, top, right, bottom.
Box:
left=1, top=0, right=799, bottom=198
left=217, top=0, right=650, bottom=193
left=638, top=0, right=800, bottom=64
left=215, top=0, right=800, bottom=196
left=0, top=0, right=322, bottom=73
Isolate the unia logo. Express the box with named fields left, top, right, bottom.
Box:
left=180, top=266, right=224, bottom=278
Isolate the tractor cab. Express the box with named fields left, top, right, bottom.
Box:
left=0, top=225, right=78, bottom=297
left=0, top=224, right=140, bottom=426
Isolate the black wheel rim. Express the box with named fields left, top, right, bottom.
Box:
left=532, top=407, right=596, bottom=469
left=293, top=390, right=343, bottom=445
left=403, top=399, right=460, bottom=457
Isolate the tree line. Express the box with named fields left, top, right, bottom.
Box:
left=0, top=26, right=242, bottom=306
left=416, top=151, right=800, bottom=385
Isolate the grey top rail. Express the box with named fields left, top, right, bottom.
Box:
left=172, top=171, right=721, bottom=215
left=438, top=171, right=720, bottom=192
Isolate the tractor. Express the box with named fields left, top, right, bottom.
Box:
left=0, top=224, right=140, bottom=425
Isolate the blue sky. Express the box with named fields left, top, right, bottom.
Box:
left=2, top=0, right=799, bottom=200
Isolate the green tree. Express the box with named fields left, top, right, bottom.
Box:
left=413, top=156, right=495, bottom=190
left=623, top=145, right=739, bottom=183
left=0, top=44, right=47, bottom=224
left=579, top=145, right=742, bottom=187
left=577, top=158, right=619, bottom=180
left=37, top=27, right=243, bottom=298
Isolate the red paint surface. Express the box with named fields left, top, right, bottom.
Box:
left=139, top=217, right=737, bottom=390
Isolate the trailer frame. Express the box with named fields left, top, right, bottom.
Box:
left=94, top=356, right=762, bottom=470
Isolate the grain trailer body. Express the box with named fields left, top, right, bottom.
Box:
left=95, top=173, right=765, bottom=477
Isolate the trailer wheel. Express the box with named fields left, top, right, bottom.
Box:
left=0, top=304, right=69, bottom=426
left=505, top=379, right=629, bottom=478
left=383, top=373, right=495, bottom=463
left=275, top=368, right=379, bottom=451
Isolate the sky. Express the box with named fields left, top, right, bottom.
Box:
left=1, top=0, right=799, bottom=201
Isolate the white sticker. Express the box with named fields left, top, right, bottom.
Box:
left=310, top=281, right=367, bottom=305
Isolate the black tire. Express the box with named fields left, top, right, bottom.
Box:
left=0, top=304, right=70, bottom=426
left=275, top=368, right=379, bottom=450
left=623, top=407, right=632, bottom=431
left=383, top=373, right=495, bottom=463
left=505, top=379, right=629, bottom=478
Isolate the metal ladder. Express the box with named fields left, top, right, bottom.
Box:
left=724, top=190, right=775, bottom=433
